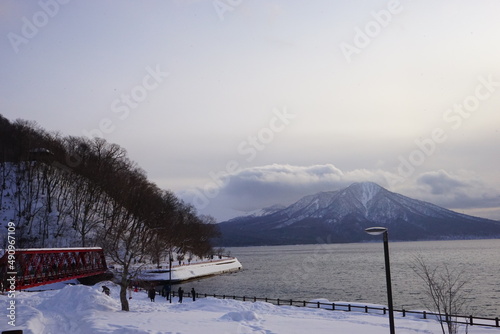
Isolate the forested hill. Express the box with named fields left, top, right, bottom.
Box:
left=0, top=114, right=218, bottom=259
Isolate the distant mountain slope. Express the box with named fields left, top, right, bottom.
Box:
left=216, top=182, right=500, bottom=246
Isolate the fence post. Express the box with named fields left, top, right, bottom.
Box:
left=332, top=303, right=335, bottom=310
left=317, top=302, right=320, bottom=308
left=289, top=299, right=292, bottom=306
left=303, top=301, right=306, bottom=307
left=402, top=309, right=405, bottom=317
left=469, top=315, right=473, bottom=326
left=348, top=304, right=351, bottom=312
left=254, top=297, right=256, bottom=302
left=423, top=311, right=426, bottom=319
left=277, top=298, right=280, bottom=306
left=223, top=295, right=225, bottom=299
left=365, top=306, right=368, bottom=313
left=265, top=297, right=268, bottom=303
left=495, top=317, right=499, bottom=327
left=243, top=296, right=246, bottom=301
left=383, top=307, right=386, bottom=315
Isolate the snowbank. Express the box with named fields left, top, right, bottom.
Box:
left=1, top=282, right=494, bottom=334
left=140, top=257, right=242, bottom=282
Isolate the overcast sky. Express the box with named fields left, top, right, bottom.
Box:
left=1, top=0, right=499, bottom=222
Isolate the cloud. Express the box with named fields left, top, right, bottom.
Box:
left=179, top=163, right=500, bottom=222
left=220, top=164, right=346, bottom=209
left=416, top=170, right=466, bottom=195
left=181, top=163, right=397, bottom=219
left=413, top=170, right=500, bottom=211
left=219, top=164, right=395, bottom=209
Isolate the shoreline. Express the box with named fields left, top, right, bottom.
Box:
left=139, top=257, right=243, bottom=283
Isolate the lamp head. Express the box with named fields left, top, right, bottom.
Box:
left=365, top=227, right=388, bottom=236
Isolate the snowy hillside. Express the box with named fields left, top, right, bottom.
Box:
left=0, top=162, right=84, bottom=248
left=227, top=204, right=287, bottom=221
left=217, top=182, right=500, bottom=246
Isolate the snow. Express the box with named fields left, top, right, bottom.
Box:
left=357, top=182, right=381, bottom=209
left=140, top=258, right=242, bottom=282
left=239, top=205, right=287, bottom=218
left=1, top=282, right=495, bottom=334
left=24, top=279, right=80, bottom=292
left=12, top=247, right=103, bottom=252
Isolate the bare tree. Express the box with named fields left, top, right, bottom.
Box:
left=12, top=161, right=44, bottom=247
left=67, top=174, right=105, bottom=247
left=99, top=203, right=152, bottom=311
left=98, top=166, right=162, bottom=311
left=215, top=247, right=226, bottom=259
left=411, top=256, right=471, bottom=334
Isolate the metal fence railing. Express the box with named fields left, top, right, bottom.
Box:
left=169, top=291, right=500, bottom=328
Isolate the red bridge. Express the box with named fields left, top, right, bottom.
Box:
left=0, top=247, right=107, bottom=290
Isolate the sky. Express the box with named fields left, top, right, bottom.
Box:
left=1, top=0, right=499, bottom=222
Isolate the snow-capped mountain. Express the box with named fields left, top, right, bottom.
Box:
left=228, top=204, right=287, bottom=220
left=216, top=182, right=500, bottom=246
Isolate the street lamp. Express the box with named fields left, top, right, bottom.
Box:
left=365, top=227, right=396, bottom=334
left=169, top=255, right=173, bottom=304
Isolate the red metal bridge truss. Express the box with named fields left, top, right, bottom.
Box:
left=0, top=247, right=107, bottom=290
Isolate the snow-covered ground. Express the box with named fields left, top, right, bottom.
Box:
left=139, top=257, right=242, bottom=282
left=1, top=282, right=496, bottom=334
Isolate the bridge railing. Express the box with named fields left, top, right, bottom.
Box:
left=0, top=247, right=107, bottom=290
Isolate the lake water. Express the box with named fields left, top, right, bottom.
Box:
left=182, top=239, right=500, bottom=318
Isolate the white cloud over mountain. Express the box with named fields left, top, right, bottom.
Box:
left=180, top=163, right=500, bottom=222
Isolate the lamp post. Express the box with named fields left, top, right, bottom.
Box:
left=169, top=255, right=173, bottom=304
left=365, top=227, right=396, bottom=334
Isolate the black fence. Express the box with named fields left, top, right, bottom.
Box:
left=170, top=291, right=500, bottom=328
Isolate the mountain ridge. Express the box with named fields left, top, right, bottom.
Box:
left=216, top=182, right=500, bottom=246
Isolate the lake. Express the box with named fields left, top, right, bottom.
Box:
left=181, top=239, right=500, bottom=318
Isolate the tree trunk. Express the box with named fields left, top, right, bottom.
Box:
left=120, top=274, right=129, bottom=311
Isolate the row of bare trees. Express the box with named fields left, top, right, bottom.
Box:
left=0, top=115, right=219, bottom=310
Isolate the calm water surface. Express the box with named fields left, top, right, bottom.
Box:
left=183, top=239, right=500, bottom=317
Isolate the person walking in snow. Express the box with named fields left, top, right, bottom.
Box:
left=178, top=287, right=184, bottom=303
left=148, top=286, right=156, bottom=302
left=167, top=285, right=172, bottom=301
left=163, top=284, right=171, bottom=301
left=102, top=286, right=110, bottom=296
left=191, top=288, right=196, bottom=301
